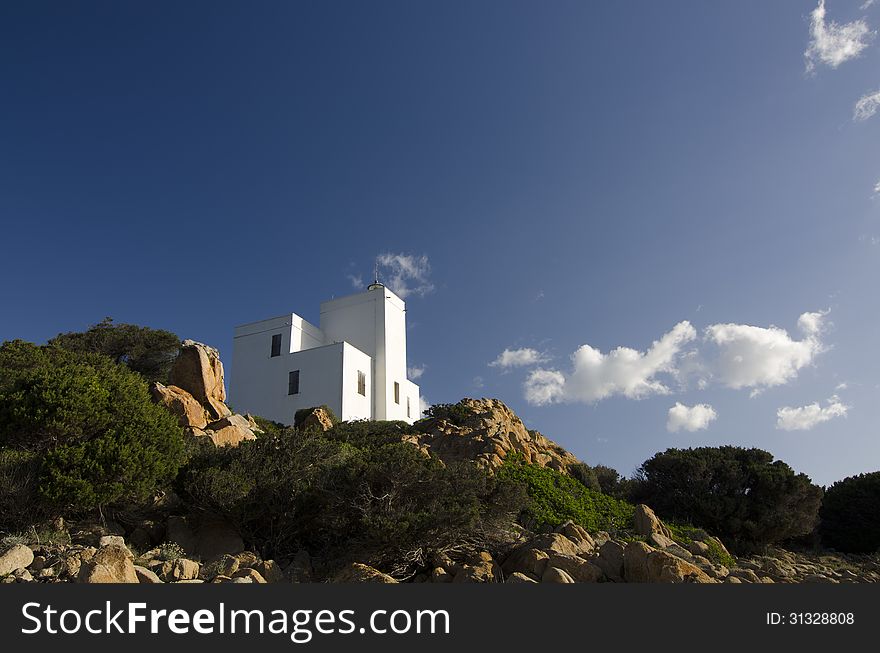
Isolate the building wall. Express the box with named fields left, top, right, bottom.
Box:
left=340, top=342, right=372, bottom=422
left=232, top=286, right=419, bottom=425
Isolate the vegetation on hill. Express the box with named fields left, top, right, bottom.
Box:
left=177, top=421, right=526, bottom=574
left=496, top=454, right=634, bottom=534
left=49, top=317, right=181, bottom=385
left=819, top=471, right=880, bottom=553
left=629, top=446, right=823, bottom=555
left=0, top=340, right=186, bottom=524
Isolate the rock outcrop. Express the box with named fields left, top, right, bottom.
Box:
left=150, top=340, right=260, bottom=447
left=407, top=398, right=580, bottom=473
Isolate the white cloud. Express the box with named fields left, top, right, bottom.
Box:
left=346, top=273, right=363, bottom=290
left=873, top=178, right=880, bottom=196
left=666, top=402, right=718, bottom=433
left=523, top=322, right=697, bottom=405
left=805, top=0, right=873, bottom=72
left=862, top=0, right=877, bottom=10
left=854, top=89, right=880, bottom=121
left=419, top=395, right=431, bottom=416
left=376, top=253, right=434, bottom=299
left=835, top=382, right=848, bottom=391
left=776, top=395, right=849, bottom=431
left=489, top=347, right=550, bottom=369
left=407, top=364, right=426, bottom=380
left=704, top=310, right=828, bottom=392
left=472, top=375, right=485, bottom=389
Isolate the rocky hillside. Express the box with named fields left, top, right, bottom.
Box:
left=2, top=337, right=877, bottom=585
left=405, top=398, right=580, bottom=473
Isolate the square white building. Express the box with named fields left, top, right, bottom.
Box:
left=230, top=283, right=420, bottom=425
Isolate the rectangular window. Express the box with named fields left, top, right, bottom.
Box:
left=394, top=381, right=400, bottom=404
left=357, top=370, right=366, bottom=396
left=270, top=334, right=282, bottom=357
left=407, top=396, right=411, bottom=418
left=288, top=370, right=300, bottom=395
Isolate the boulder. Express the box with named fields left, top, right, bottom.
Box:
left=200, top=555, right=240, bottom=581
left=206, top=423, right=257, bottom=447
left=0, top=544, right=34, bottom=577
left=542, top=566, right=575, bottom=583
left=332, top=563, right=398, bottom=583
left=502, top=547, right=549, bottom=579
left=151, top=383, right=208, bottom=429
left=297, top=407, right=336, bottom=432
left=134, top=566, right=163, bottom=584
left=78, top=545, right=138, bottom=583
left=623, top=541, right=654, bottom=583
left=168, top=559, right=200, bottom=581
left=686, top=540, right=711, bottom=557
left=429, top=567, right=453, bottom=583
left=729, top=568, right=761, bottom=583
left=546, top=553, right=603, bottom=583
left=452, top=554, right=501, bottom=583
left=253, top=560, right=285, bottom=584
left=232, top=568, right=267, bottom=583
left=404, top=398, right=581, bottom=473
left=169, top=340, right=230, bottom=420
left=555, top=520, right=595, bottom=554
left=506, top=572, right=539, bottom=583
left=595, top=540, right=625, bottom=582
left=166, top=516, right=197, bottom=554
left=646, top=550, right=715, bottom=583
left=633, top=504, right=673, bottom=539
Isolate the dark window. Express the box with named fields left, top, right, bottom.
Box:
left=270, top=334, right=282, bottom=357
left=357, top=370, right=366, bottom=396
left=288, top=370, right=300, bottom=395
left=407, top=396, right=411, bottom=418
left=394, top=381, right=400, bottom=404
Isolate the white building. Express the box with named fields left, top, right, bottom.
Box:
left=230, top=282, right=420, bottom=425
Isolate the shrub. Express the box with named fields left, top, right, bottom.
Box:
left=422, top=401, right=473, bottom=426
left=666, top=523, right=736, bottom=568
left=0, top=340, right=186, bottom=519
left=49, top=317, right=181, bottom=385
left=819, top=471, right=880, bottom=553
left=177, top=426, right=525, bottom=575
left=630, top=446, right=823, bottom=555
left=496, top=454, right=634, bottom=533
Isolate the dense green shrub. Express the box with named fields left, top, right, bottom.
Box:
left=666, top=523, right=736, bottom=568
left=324, top=418, right=414, bottom=448
left=421, top=401, right=473, bottom=426
left=819, top=471, right=880, bottom=553
left=496, top=454, right=634, bottom=533
left=568, top=462, right=632, bottom=499
left=177, top=425, right=525, bottom=574
left=630, top=446, right=823, bottom=555
left=49, top=317, right=181, bottom=384
left=0, top=340, right=186, bottom=520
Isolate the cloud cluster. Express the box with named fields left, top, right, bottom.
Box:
left=854, top=89, right=880, bottom=120
left=407, top=364, right=426, bottom=380
left=376, top=253, right=434, bottom=299
left=776, top=395, right=849, bottom=431
left=704, top=310, right=827, bottom=394
left=489, top=348, right=550, bottom=369
left=667, top=402, right=718, bottom=433
left=509, top=311, right=829, bottom=406
left=805, top=0, right=873, bottom=72
left=523, top=322, right=697, bottom=405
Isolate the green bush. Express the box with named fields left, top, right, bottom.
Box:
left=421, top=401, right=473, bottom=426
left=49, top=317, right=181, bottom=385
left=630, top=446, right=823, bottom=555
left=177, top=426, right=525, bottom=575
left=819, top=471, right=880, bottom=553
left=666, top=523, right=736, bottom=568
left=496, top=454, right=634, bottom=533
left=0, top=340, right=186, bottom=520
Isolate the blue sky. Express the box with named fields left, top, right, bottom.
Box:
left=1, top=1, right=878, bottom=486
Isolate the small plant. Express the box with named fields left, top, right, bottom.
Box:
left=154, top=542, right=186, bottom=561
left=667, top=522, right=735, bottom=568
left=0, top=533, right=29, bottom=548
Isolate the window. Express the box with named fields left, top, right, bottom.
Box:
left=394, top=381, right=400, bottom=404
left=270, top=334, right=282, bottom=357
left=407, top=396, right=411, bottom=418
left=288, top=370, right=300, bottom=395
left=357, top=370, right=366, bottom=396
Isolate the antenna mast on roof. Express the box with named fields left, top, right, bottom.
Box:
left=368, top=258, right=384, bottom=291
